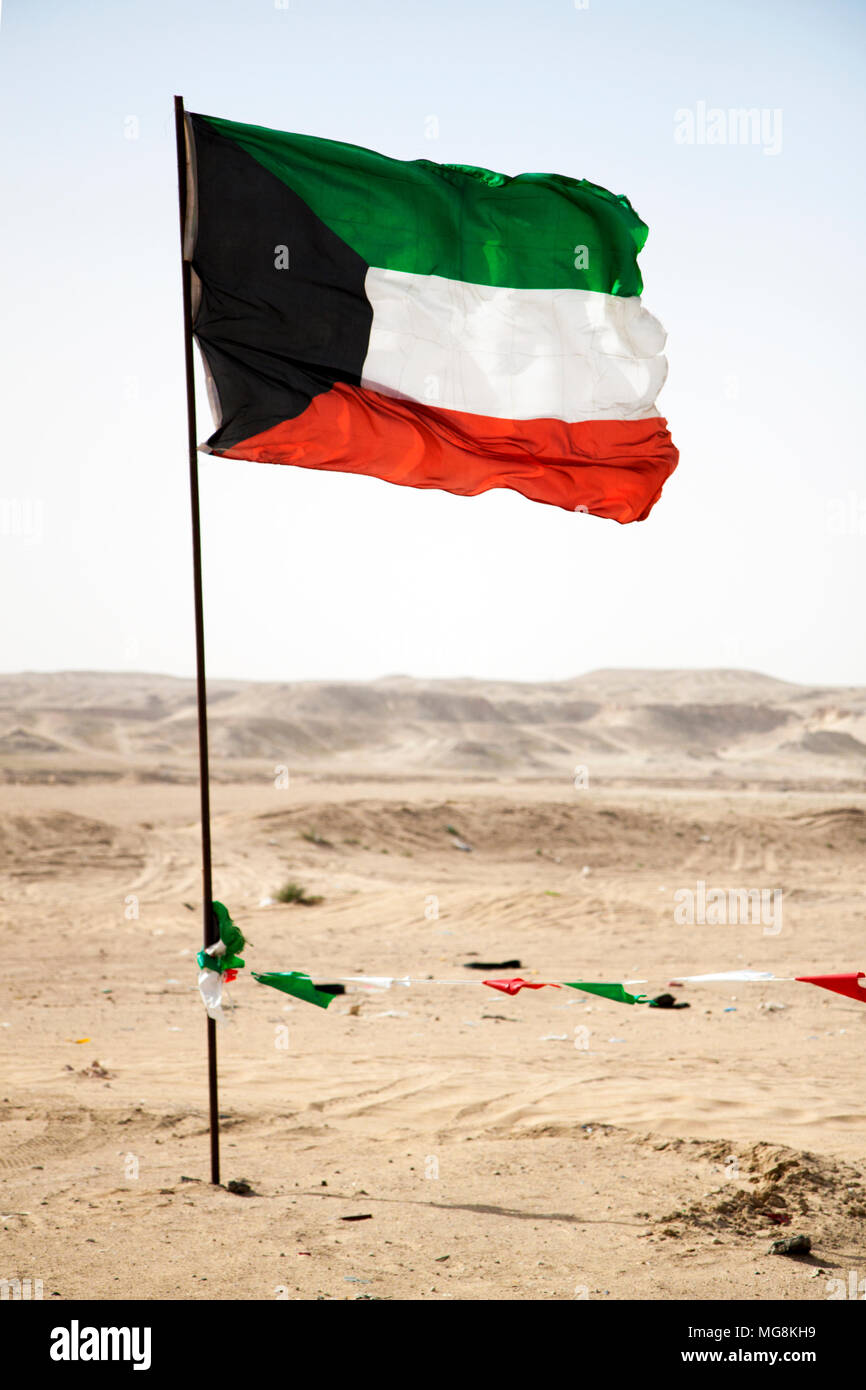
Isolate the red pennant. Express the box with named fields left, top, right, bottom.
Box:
left=223, top=969, right=239, bottom=984
left=483, top=977, right=561, bottom=996
left=795, top=972, right=866, bottom=1004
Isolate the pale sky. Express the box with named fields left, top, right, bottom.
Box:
left=1, top=0, right=864, bottom=685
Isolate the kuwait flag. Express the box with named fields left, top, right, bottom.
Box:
left=183, top=113, right=677, bottom=520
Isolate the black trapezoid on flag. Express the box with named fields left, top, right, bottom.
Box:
left=189, top=113, right=374, bottom=453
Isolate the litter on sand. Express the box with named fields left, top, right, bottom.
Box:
left=649, top=993, right=690, bottom=1010
left=463, top=960, right=522, bottom=970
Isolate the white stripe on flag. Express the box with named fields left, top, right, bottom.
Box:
left=361, top=268, right=668, bottom=423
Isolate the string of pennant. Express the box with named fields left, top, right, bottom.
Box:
left=195, top=903, right=866, bottom=1022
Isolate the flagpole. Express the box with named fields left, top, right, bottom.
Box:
left=174, top=94, right=220, bottom=1187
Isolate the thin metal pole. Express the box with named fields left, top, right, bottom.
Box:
left=174, top=94, right=220, bottom=1186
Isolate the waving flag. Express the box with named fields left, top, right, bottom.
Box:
left=183, top=112, right=677, bottom=521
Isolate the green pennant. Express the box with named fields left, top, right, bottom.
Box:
left=252, top=971, right=336, bottom=1010
left=565, top=981, right=647, bottom=1006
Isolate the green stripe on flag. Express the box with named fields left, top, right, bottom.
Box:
left=565, top=982, right=647, bottom=1005
left=253, top=971, right=336, bottom=1009
left=199, top=114, right=647, bottom=295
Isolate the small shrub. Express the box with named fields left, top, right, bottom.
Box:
left=301, top=829, right=332, bottom=847
left=275, top=880, right=323, bottom=906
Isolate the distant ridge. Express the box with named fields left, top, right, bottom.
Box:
left=1, top=669, right=865, bottom=788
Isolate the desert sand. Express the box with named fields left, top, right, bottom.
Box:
left=1, top=669, right=865, bottom=1301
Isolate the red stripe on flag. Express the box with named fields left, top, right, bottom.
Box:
left=213, top=382, right=678, bottom=522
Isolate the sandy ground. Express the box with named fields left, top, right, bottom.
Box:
left=2, top=768, right=865, bottom=1301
